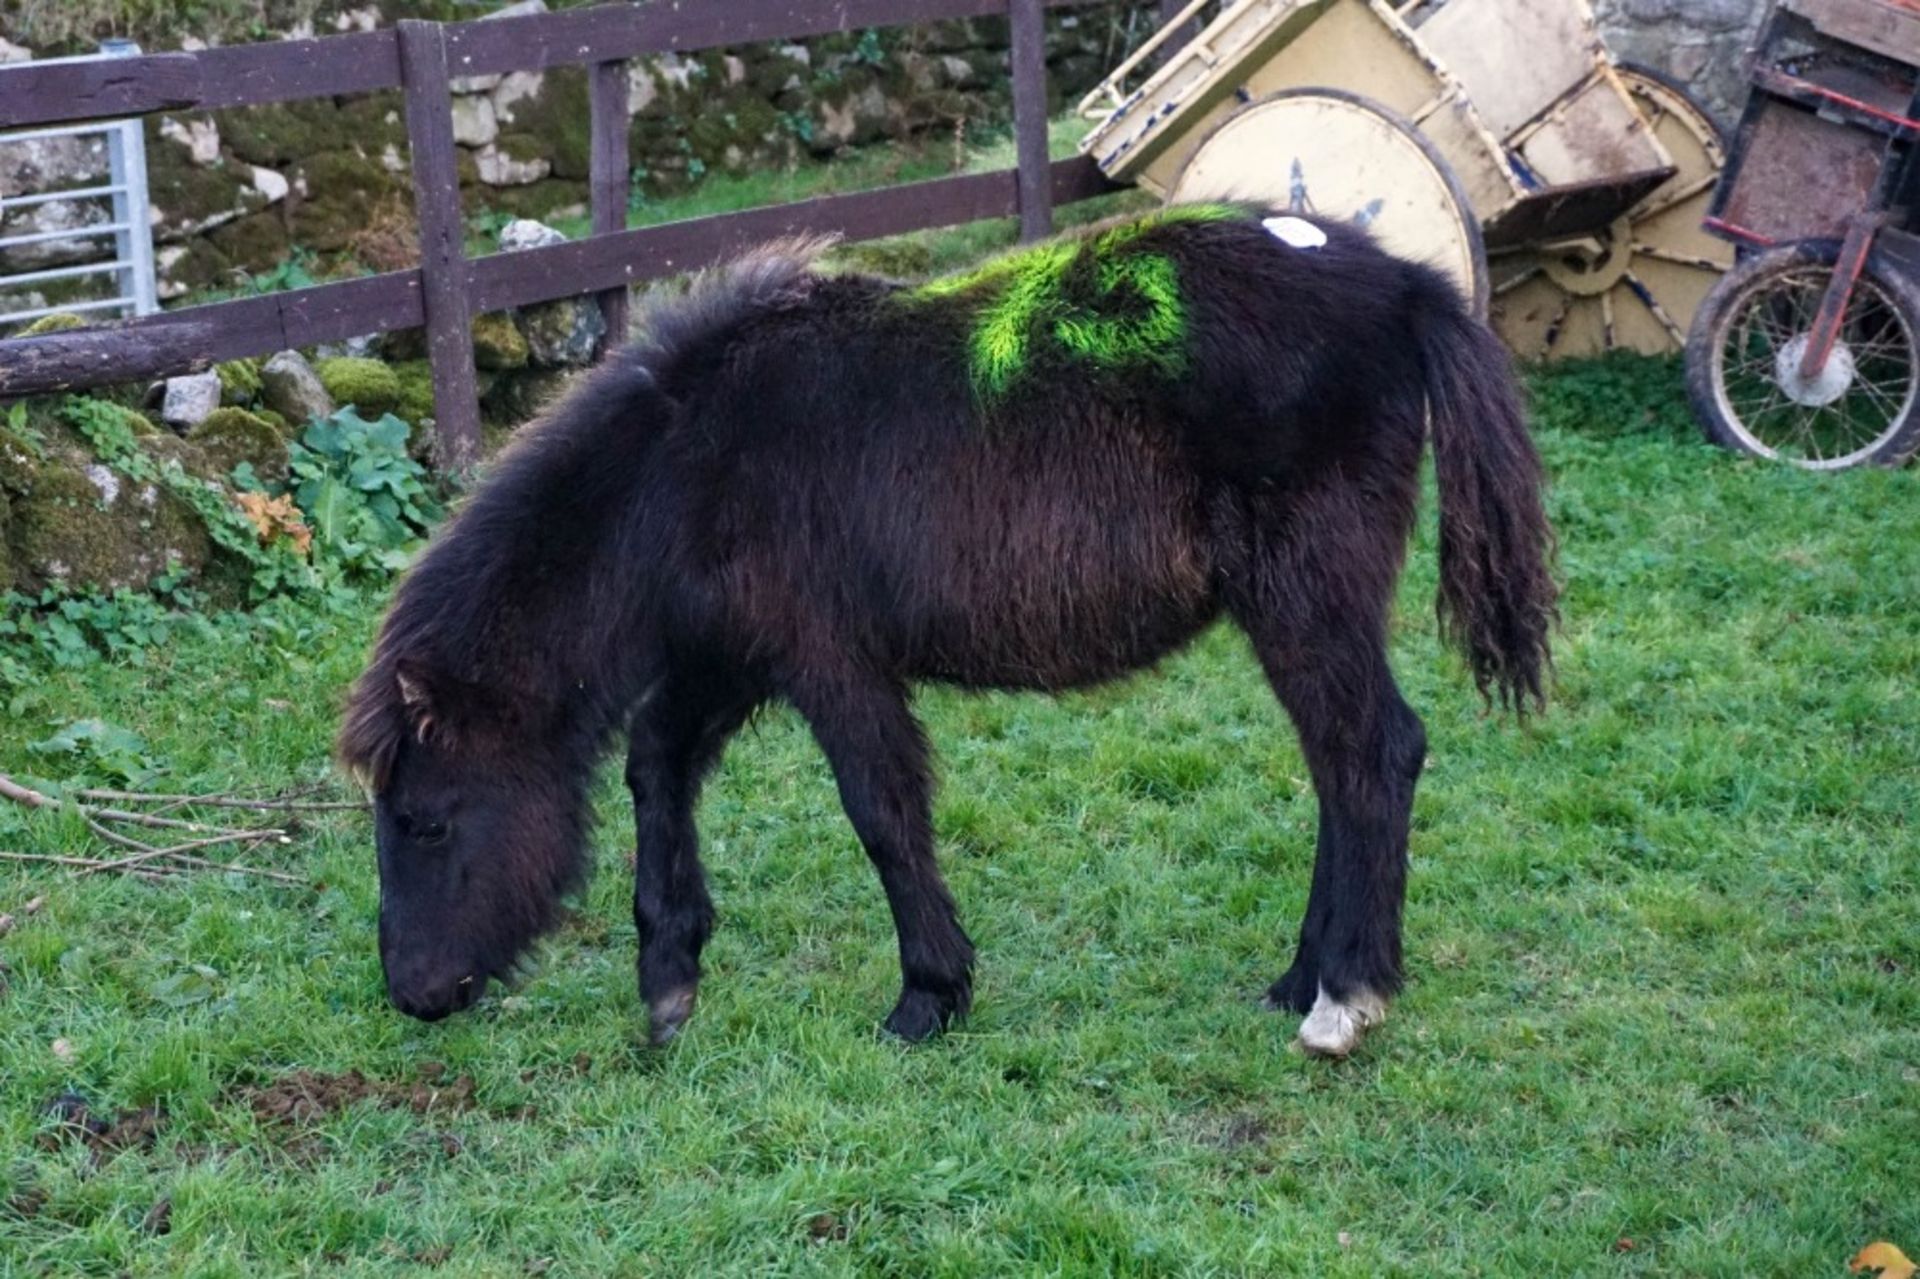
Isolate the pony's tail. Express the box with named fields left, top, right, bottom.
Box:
left=1415, top=277, right=1558, bottom=713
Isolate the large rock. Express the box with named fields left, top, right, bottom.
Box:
left=157, top=115, right=220, bottom=166
left=451, top=94, right=499, bottom=148
left=7, top=456, right=212, bottom=595
left=315, top=357, right=401, bottom=417
left=188, top=407, right=291, bottom=485
left=498, top=220, right=606, bottom=364
left=161, top=372, right=223, bottom=428
left=519, top=297, right=606, bottom=367
left=475, top=139, right=550, bottom=186
left=260, top=351, right=335, bottom=427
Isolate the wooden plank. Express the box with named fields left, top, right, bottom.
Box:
left=588, top=58, right=632, bottom=356
left=1782, top=0, right=1920, bottom=69
left=397, top=20, right=483, bottom=474
left=0, top=0, right=1110, bottom=129
left=1009, top=0, right=1053, bottom=241
left=445, top=0, right=1109, bottom=77
left=470, top=158, right=1111, bottom=313
left=0, top=160, right=1114, bottom=398
left=0, top=271, right=422, bottom=396
left=0, top=32, right=399, bottom=129
left=472, top=170, right=1006, bottom=312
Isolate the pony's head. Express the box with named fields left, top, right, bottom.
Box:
left=338, top=656, right=590, bottom=1021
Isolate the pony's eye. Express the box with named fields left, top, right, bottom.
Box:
left=412, top=819, right=450, bottom=845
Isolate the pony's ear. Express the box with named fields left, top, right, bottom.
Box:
left=393, top=659, right=439, bottom=743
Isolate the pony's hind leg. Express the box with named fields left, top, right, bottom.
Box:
left=627, top=668, right=759, bottom=1045
left=1224, top=486, right=1425, bottom=1058
left=788, top=667, right=974, bottom=1041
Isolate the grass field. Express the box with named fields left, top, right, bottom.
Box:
left=4, top=325, right=1918, bottom=1268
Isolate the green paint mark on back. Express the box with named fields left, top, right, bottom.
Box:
left=898, top=204, right=1247, bottom=399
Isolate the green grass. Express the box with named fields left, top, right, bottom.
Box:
left=4, top=354, right=1918, bottom=1272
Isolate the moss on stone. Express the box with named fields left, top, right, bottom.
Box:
left=496, top=132, right=549, bottom=165
left=0, top=427, right=44, bottom=494
left=188, top=407, right=291, bottom=485
left=119, top=410, right=161, bottom=438
left=334, top=93, right=410, bottom=153
left=143, top=124, right=259, bottom=235
left=495, top=68, right=594, bottom=180
left=471, top=313, right=529, bottom=372
left=10, top=463, right=211, bottom=594
left=216, top=358, right=263, bottom=406
left=17, top=312, right=86, bottom=337
left=209, top=212, right=292, bottom=274
left=478, top=179, right=590, bottom=224
left=161, top=239, right=237, bottom=296
left=290, top=151, right=404, bottom=254
left=315, top=357, right=402, bottom=418
left=0, top=487, right=12, bottom=593
left=224, top=99, right=352, bottom=168
left=255, top=407, right=291, bottom=437
left=391, top=360, right=437, bottom=425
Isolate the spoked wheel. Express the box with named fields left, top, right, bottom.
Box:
left=1685, top=240, right=1920, bottom=469
left=1170, top=87, right=1489, bottom=317
left=1491, top=63, right=1733, bottom=359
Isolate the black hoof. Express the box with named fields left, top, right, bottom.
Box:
left=882, top=985, right=965, bottom=1043
left=1263, top=961, right=1318, bottom=1014
left=647, top=987, right=697, bottom=1045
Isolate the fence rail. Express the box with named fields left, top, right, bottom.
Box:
left=0, top=0, right=1136, bottom=468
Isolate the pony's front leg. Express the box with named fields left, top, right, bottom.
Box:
left=627, top=671, right=757, bottom=1044
left=789, top=668, right=974, bottom=1041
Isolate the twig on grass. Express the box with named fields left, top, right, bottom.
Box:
left=0, top=850, right=177, bottom=883
left=0, top=770, right=324, bottom=886
left=74, top=788, right=366, bottom=813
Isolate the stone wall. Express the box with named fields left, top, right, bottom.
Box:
left=0, top=1, right=1159, bottom=319
left=1591, top=0, right=1766, bottom=126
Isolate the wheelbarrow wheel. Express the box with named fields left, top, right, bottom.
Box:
left=1490, top=63, right=1732, bottom=360
left=1686, top=239, right=1920, bottom=469
left=1168, top=87, right=1488, bottom=317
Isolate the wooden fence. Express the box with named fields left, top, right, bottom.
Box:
left=0, top=0, right=1168, bottom=469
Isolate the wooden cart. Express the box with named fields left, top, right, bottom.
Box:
left=1077, top=0, right=1733, bottom=358
left=1683, top=0, right=1920, bottom=468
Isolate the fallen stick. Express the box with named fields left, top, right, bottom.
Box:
left=80, top=830, right=280, bottom=878
left=75, top=788, right=365, bottom=813
left=0, top=849, right=181, bottom=880
left=0, top=770, right=316, bottom=886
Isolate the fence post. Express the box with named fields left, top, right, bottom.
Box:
left=587, top=58, right=631, bottom=357
left=1009, top=0, right=1051, bottom=242
left=397, top=19, right=482, bottom=473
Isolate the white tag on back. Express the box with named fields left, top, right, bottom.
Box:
left=1263, top=216, right=1328, bottom=249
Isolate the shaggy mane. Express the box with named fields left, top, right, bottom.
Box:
left=337, top=237, right=837, bottom=790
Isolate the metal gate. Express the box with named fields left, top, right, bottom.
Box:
left=0, top=43, right=158, bottom=330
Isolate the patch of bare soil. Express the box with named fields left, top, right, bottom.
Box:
left=240, top=1064, right=476, bottom=1125
left=37, top=1092, right=163, bottom=1161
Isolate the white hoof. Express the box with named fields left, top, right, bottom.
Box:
left=1297, top=984, right=1387, bottom=1058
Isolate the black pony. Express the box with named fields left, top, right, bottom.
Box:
left=340, top=205, right=1556, bottom=1058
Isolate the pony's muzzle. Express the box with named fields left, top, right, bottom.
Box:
left=386, top=968, right=483, bottom=1022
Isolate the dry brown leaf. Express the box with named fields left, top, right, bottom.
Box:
left=1851, top=1242, right=1918, bottom=1279
left=235, top=491, right=313, bottom=556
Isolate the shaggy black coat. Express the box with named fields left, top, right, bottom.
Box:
left=341, top=208, right=1557, bottom=1043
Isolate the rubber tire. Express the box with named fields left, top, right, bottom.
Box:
left=1685, top=239, right=1920, bottom=469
